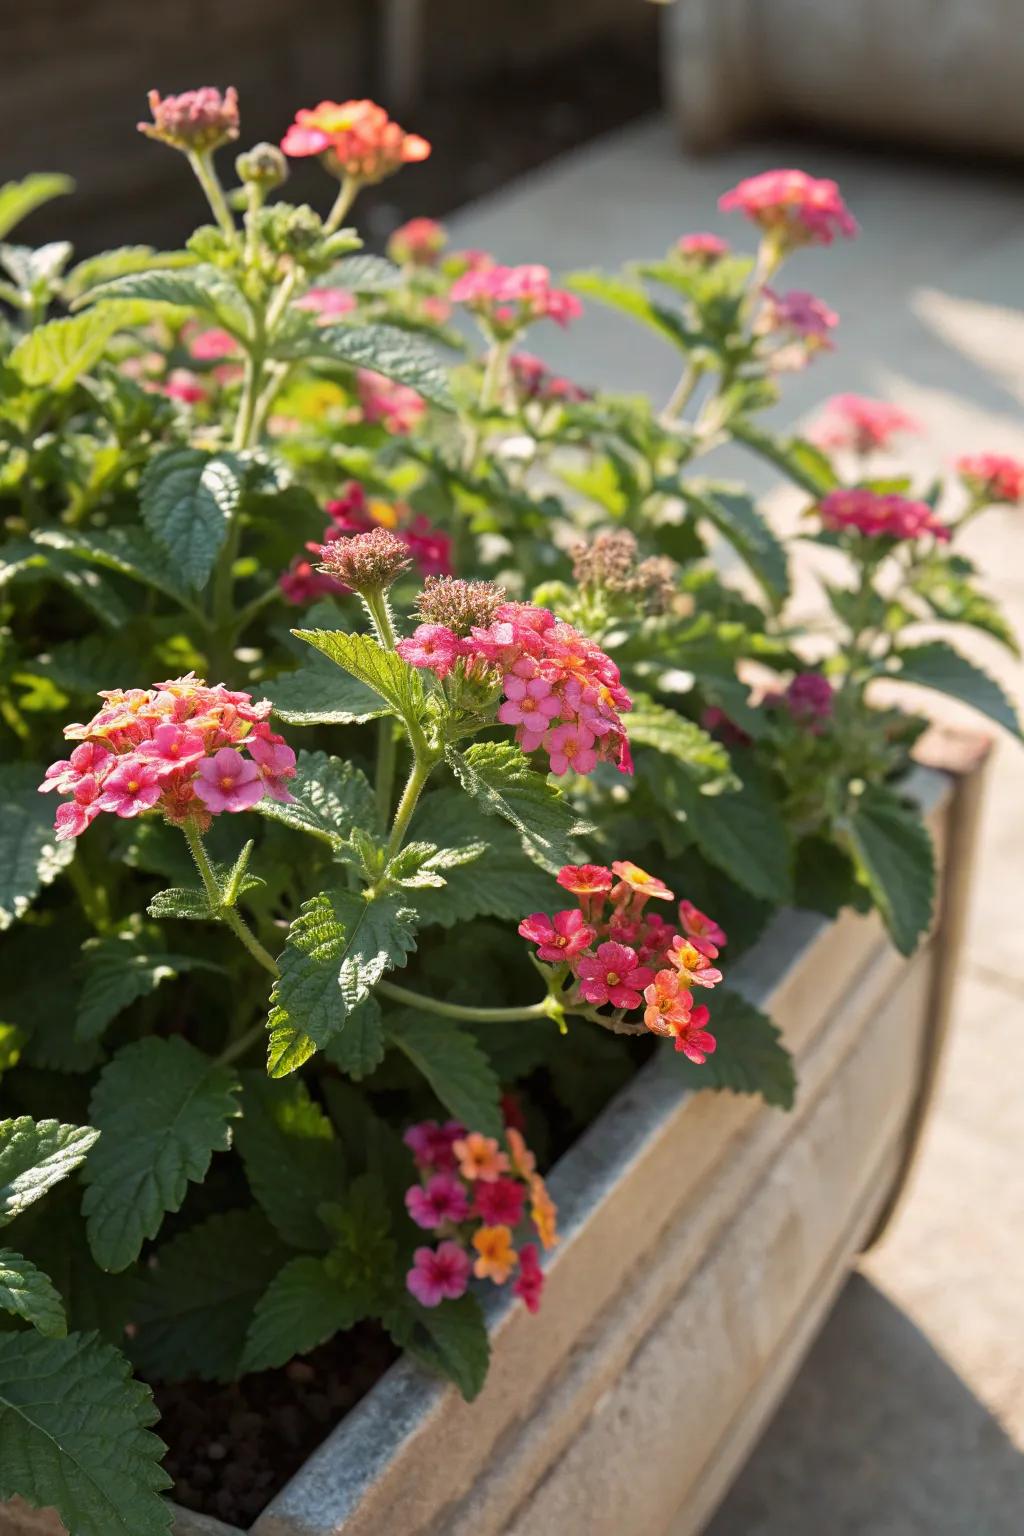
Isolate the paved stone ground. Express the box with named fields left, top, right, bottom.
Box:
left=448, top=120, right=1024, bottom=1534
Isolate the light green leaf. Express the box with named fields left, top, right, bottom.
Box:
left=146, top=886, right=213, bottom=921
left=9, top=305, right=138, bottom=392
left=445, top=740, right=585, bottom=874
left=390, top=1292, right=490, bottom=1402
left=140, top=447, right=244, bottom=591
left=892, top=640, right=1021, bottom=740
left=73, top=263, right=247, bottom=334
left=730, top=420, right=839, bottom=495
left=0, top=1330, right=171, bottom=1536
left=325, top=254, right=402, bottom=292
left=669, top=986, right=795, bottom=1108
left=264, top=651, right=390, bottom=726
left=234, top=1073, right=346, bottom=1249
left=0, top=1249, right=66, bottom=1336
left=666, top=766, right=793, bottom=904
left=75, top=935, right=217, bottom=1042
left=294, top=628, right=425, bottom=721
left=627, top=694, right=735, bottom=787
left=844, top=783, right=935, bottom=956
left=276, top=321, right=454, bottom=410
left=0, top=1118, right=99, bottom=1226
left=256, top=749, right=378, bottom=850
left=682, top=485, right=790, bottom=606
left=0, top=763, right=76, bottom=930
left=565, top=270, right=696, bottom=351
left=241, top=1255, right=373, bottom=1373
left=82, top=1037, right=241, bottom=1271
left=0, top=174, right=73, bottom=241
left=65, top=245, right=196, bottom=300
left=386, top=1014, right=503, bottom=1136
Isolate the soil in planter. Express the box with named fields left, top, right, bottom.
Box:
left=154, top=1322, right=398, bottom=1527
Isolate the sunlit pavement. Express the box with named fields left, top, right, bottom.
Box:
left=448, top=119, right=1024, bottom=1534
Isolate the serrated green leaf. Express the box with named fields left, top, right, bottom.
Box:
left=256, top=749, right=378, bottom=849
left=0, top=1331, right=171, bottom=1536
left=626, top=694, right=735, bottom=787
left=0, top=1117, right=99, bottom=1226
left=82, top=1037, right=241, bottom=1271
left=241, top=1255, right=373, bottom=1373
left=264, top=650, right=390, bottom=725
left=32, top=525, right=198, bottom=610
left=294, top=628, right=424, bottom=721
left=323, top=994, right=386, bottom=1080
left=389, top=1292, right=490, bottom=1402
left=73, top=263, right=247, bottom=333
left=0, top=174, right=73, bottom=240
left=140, top=447, right=244, bottom=591
left=235, top=1073, right=346, bottom=1249
left=682, top=485, right=790, bottom=606
left=445, top=740, right=584, bottom=874
left=132, top=1209, right=289, bottom=1382
left=386, top=1014, right=502, bottom=1136
left=0, top=763, right=76, bottom=930
left=65, top=245, right=195, bottom=300
left=75, top=935, right=217, bottom=1042
left=892, top=640, right=1021, bottom=739
left=267, top=889, right=418, bottom=1075
left=565, top=270, right=696, bottom=351
left=21, top=634, right=128, bottom=695
left=844, top=783, right=936, bottom=956
left=666, top=764, right=793, bottom=904
left=276, top=321, right=454, bottom=409
left=9, top=305, right=138, bottom=391
left=669, top=986, right=795, bottom=1108
left=325, top=253, right=401, bottom=292
left=146, top=886, right=213, bottom=921
left=0, top=1249, right=66, bottom=1336
left=410, top=790, right=556, bottom=926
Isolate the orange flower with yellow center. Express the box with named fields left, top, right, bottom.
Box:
left=472, top=1225, right=518, bottom=1283
left=453, top=1132, right=510, bottom=1183
left=506, top=1126, right=536, bottom=1181
left=530, top=1174, right=559, bottom=1250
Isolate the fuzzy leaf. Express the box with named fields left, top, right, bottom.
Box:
left=410, top=790, right=556, bottom=926
left=73, top=263, right=247, bottom=332
left=264, top=650, right=390, bottom=725
left=565, top=270, right=696, bottom=351
left=730, top=420, right=839, bottom=495
left=75, top=935, right=216, bottom=1042
left=0, top=1117, right=99, bottom=1226
left=323, top=995, right=386, bottom=1080
left=0, top=763, right=76, bottom=930
left=390, top=1292, right=490, bottom=1402
left=131, top=1209, right=289, bottom=1382
left=893, top=640, right=1021, bottom=739
left=670, top=987, right=795, bottom=1108
left=667, top=766, right=792, bottom=904
left=140, top=447, right=244, bottom=591
left=325, top=253, right=402, bottom=292
left=845, top=783, right=936, bottom=956
left=0, top=1330, right=171, bottom=1536
left=32, top=526, right=197, bottom=608
left=683, top=485, right=790, bottom=606
left=626, top=694, right=735, bottom=787
left=0, top=1249, right=66, bottom=1336
left=241, top=1255, right=373, bottom=1373
left=65, top=245, right=195, bottom=300
left=386, top=1014, right=503, bottom=1136
left=9, top=304, right=139, bottom=391
left=82, top=1038, right=241, bottom=1271
left=146, top=887, right=213, bottom=921
left=277, top=321, right=454, bottom=409
left=293, top=628, right=424, bottom=721
left=0, top=174, right=73, bottom=240
left=913, top=563, right=1020, bottom=657
left=256, top=749, right=378, bottom=850
left=445, top=741, right=584, bottom=874
left=234, top=1073, right=346, bottom=1249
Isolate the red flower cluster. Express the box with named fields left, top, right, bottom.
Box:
left=403, top=1121, right=555, bottom=1313
left=280, top=99, right=430, bottom=183
left=520, top=863, right=725, bottom=1063
left=813, top=394, right=921, bottom=455
left=719, top=168, right=858, bottom=249
left=450, top=262, right=583, bottom=338
left=677, top=232, right=730, bottom=262
left=956, top=453, right=1024, bottom=507
left=138, top=87, right=239, bottom=154
left=356, top=369, right=426, bottom=435
left=509, top=352, right=589, bottom=405
left=397, top=600, right=633, bottom=777
left=40, top=676, right=295, bottom=840
left=279, top=483, right=451, bottom=605
left=818, top=488, right=950, bottom=543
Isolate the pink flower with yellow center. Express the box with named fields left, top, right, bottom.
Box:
left=454, top=1132, right=510, bottom=1183
left=518, top=908, right=595, bottom=965
left=498, top=676, right=561, bottom=731
left=472, top=1225, right=518, bottom=1284
left=280, top=99, right=430, bottom=184
left=95, top=759, right=163, bottom=818
left=668, top=936, right=723, bottom=989
left=677, top=900, right=728, bottom=951
left=137, top=723, right=206, bottom=775
left=576, top=941, right=654, bottom=1010
left=395, top=623, right=462, bottom=680
left=248, top=737, right=297, bottom=803
left=194, top=748, right=265, bottom=814
left=611, top=861, right=674, bottom=905
left=357, top=370, right=426, bottom=435
left=406, top=1242, right=471, bottom=1307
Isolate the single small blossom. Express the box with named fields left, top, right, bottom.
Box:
left=544, top=720, right=598, bottom=776
left=137, top=723, right=207, bottom=774
left=518, top=908, right=596, bottom=965
left=388, top=217, right=447, bottom=267
left=668, top=936, right=724, bottom=990
left=189, top=328, right=238, bottom=362
left=405, top=1174, right=471, bottom=1230
left=474, top=1176, right=527, bottom=1228
left=95, top=759, right=163, bottom=818
left=281, top=99, right=430, bottom=183
left=812, top=394, right=921, bottom=455
left=557, top=864, right=613, bottom=899
left=248, top=736, right=297, bottom=802
left=719, top=168, right=858, bottom=248
left=513, top=1241, right=545, bottom=1312
left=407, top=1242, right=471, bottom=1307
left=356, top=369, right=426, bottom=435
left=403, top=1119, right=465, bottom=1172
left=529, top=1174, right=559, bottom=1249
left=677, top=232, right=730, bottom=261
left=472, top=1225, right=518, bottom=1284
left=138, top=87, right=240, bottom=154
left=194, top=748, right=264, bottom=814
left=576, top=941, right=654, bottom=1010
left=759, top=288, right=838, bottom=366
left=956, top=453, right=1024, bottom=506
left=818, top=487, right=950, bottom=542
left=498, top=675, right=562, bottom=732
left=677, top=900, right=727, bottom=951
left=454, top=1132, right=510, bottom=1183
left=611, top=861, right=674, bottom=905
left=395, top=623, right=463, bottom=679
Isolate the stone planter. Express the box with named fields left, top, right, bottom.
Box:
left=1, top=734, right=988, bottom=1536
left=661, top=0, right=1024, bottom=157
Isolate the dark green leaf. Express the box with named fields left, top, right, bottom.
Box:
left=146, top=887, right=213, bottom=921
left=893, top=640, right=1021, bottom=740
left=626, top=694, right=735, bottom=788
left=664, top=766, right=793, bottom=904
left=277, top=321, right=454, bottom=410
left=256, top=749, right=378, bottom=850
left=565, top=271, right=697, bottom=351
left=264, top=651, right=390, bottom=726
left=682, top=485, right=790, bottom=606
left=0, top=763, right=75, bottom=930
left=445, top=741, right=585, bottom=874
left=389, top=1292, right=490, bottom=1402
left=410, top=791, right=555, bottom=927
left=0, top=1249, right=66, bottom=1336
left=140, top=447, right=244, bottom=591
left=73, top=263, right=247, bottom=333
left=241, top=1256, right=373, bottom=1373
left=75, top=935, right=217, bottom=1042
left=844, top=783, right=935, bottom=956
left=235, top=1073, right=346, bottom=1249
left=32, top=526, right=198, bottom=609
left=323, top=995, right=386, bottom=1081
left=386, top=1014, right=502, bottom=1136
left=730, top=420, right=839, bottom=495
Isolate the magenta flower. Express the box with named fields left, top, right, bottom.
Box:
left=518, top=908, right=595, bottom=964
left=193, top=748, right=265, bottom=813
left=294, top=287, right=357, bottom=321
left=95, top=758, right=163, bottom=818
left=396, top=623, right=462, bottom=679
left=513, top=1242, right=545, bottom=1314
left=40, top=741, right=113, bottom=794
left=403, top=1119, right=466, bottom=1172
left=576, top=941, right=654, bottom=1010
left=248, top=737, right=297, bottom=803
left=405, top=1174, right=471, bottom=1230
left=138, top=723, right=206, bottom=775
left=474, top=1176, right=526, bottom=1228
left=406, top=1242, right=471, bottom=1307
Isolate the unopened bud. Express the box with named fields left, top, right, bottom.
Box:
left=236, top=142, right=288, bottom=191
left=316, top=528, right=412, bottom=593
left=415, top=575, right=507, bottom=637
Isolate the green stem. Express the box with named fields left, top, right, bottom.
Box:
left=377, top=979, right=553, bottom=1023
left=479, top=339, right=510, bottom=412
left=217, top=1018, right=269, bottom=1067
left=323, top=175, right=360, bottom=235
left=362, top=588, right=399, bottom=651
left=188, top=151, right=237, bottom=243
left=385, top=753, right=435, bottom=860
left=661, top=362, right=700, bottom=424
left=182, top=819, right=280, bottom=978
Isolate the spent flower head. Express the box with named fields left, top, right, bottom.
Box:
left=315, top=527, right=413, bottom=593
left=139, top=87, right=240, bottom=154
left=415, top=575, right=507, bottom=636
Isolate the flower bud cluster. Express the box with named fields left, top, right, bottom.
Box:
left=570, top=529, right=678, bottom=615
left=450, top=262, right=582, bottom=339
left=138, top=87, right=240, bottom=154
left=719, top=169, right=858, bottom=250
left=279, top=483, right=451, bottom=606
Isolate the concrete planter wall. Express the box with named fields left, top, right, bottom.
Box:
left=1, top=738, right=987, bottom=1536
left=661, top=0, right=1024, bottom=157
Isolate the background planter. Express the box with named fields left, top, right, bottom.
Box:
left=0, top=737, right=987, bottom=1536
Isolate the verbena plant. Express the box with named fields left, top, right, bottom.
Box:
left=0, top=94, right=1020, bottom=1534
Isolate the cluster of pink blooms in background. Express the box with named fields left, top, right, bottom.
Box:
left=138, top=87, right=240, bottom=154
left=356, top=369, right=426, bottom=436
left=39, top=676, right=296, bottom=841
left=403, top=1120, right=556, bottom=1312
left=677, top=232, right=731, bottom=263
left=294, top=287, right=357, bottom=323
left=519, top=862, right=726, bottom=1062
left=387, top=217, right=448, bottom=268
left=763, top=672, right=836, bottom=733
left=818, top=487, right=950, bottom=543
left=956, top=453, right=1024, bottom=507
left=280, top=99, right=430, bottom=183
left=812, top=394, right=921, bottom=456
left=280, top=481, right=450, bottom=605
left=758, top=288, right=838, bottom=366
left=450, top=262, right=583, bottom=338
left=509, top=351, right=589, bottom=405
left=397, top=599, right=633, bottom=777
left=719, top=168, right=858, bottom=249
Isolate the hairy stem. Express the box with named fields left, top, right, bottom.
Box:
left=661, top=362, right=700, bottom=425
left=323, top=175, right=360, bottom=236
left=375, top=718, right=397, bottom=822
left=188, top=151, right=237, bottom=243
left=182, top=819, right=280, bottom=978
left=385, top=753, right=435, bottom=861
left=377, top=979, right=554, bottom=1023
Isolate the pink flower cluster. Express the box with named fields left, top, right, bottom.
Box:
left=719, top=168, right=858, bottom=249
left=956, top=453, right=1024, bottom=507
left=388, top=217, right=447, bottom=267
left=39, top=676, right=296, bottom=841
left=520, top=863, right=725, bottom=1063
left=450, top=262, right=583, bottom=338
left=280, top=99, right=430, bottom=184
left=294, top=287, right=357, bottom=322
left=509, top=352, right=588, bottom=405
left=356, top=369, right=426, bottom=435
left=813, top=394, right=922, bottom=456
left=818, top=488, right=950, bottom=543
left=397, top=601, right=633, bottom=777
left=677, top=232, right=730, bottom=262
left=403, top=1121, right=556, bottom=1313
left=759, top=288, right=838, bottom=367
left=762, top=672, right=835, bottom=734
left=280, top=482, right=451, bottom=605
left=138, top=87, right=240, bottom=154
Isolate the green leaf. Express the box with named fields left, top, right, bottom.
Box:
left=73, top=263, right=247, bottom=333
left=913, top=563, right=1020, bottom=657
left=235, top=1073, right=346, bottom=1249
left=323, top=994, right=386, bottom=1080
left=325, top=253, right=402, bottom=292
left=844, top=783, right=936, bottom=956
left=146, top=886, right=213, bottom=921
left=140, top=447, right=244, bottom=591
left=267, top=890, right=418, bottom=1075
left=730, top=420, right=839, bottom=495
left=294, top=628, right=424, bottom=721
left=893, top=640, right=1022, bottom=740
left=0, top=1330, right=171, bottom=1536
left=0, top=1117, right=99, bottom=1226
left=65, top=245, right=195, bottom=300
left=264, top=651, right=391, bottom=726
left=666, top=766, right=793, bottom=904
left=241, top=1255, right=373, bottom=1373
left=682, top=485, right=790, bottom=606
left=276, top=321, right=454, bottom=410
left=445, top=741, right=584, bottom=874
left=626, top=694, right=735, bottom=788
left=669, top=987, right=795, bottom=1108
left=32, top=525, right=198, bottom=609
left=565, top=270, right=696, bottom=351
left=82, top=1037, right=241, bottom=1271
left=386, top=1014, right=503, bottom=1136
left=9, top=305, right=138, bottom=392
left=75, top=935, right=217, bottom=1042
left=0, top=763, right=76, bottom=930
left=390, top=1292, right=490, bottom=1402
left=410, top=790, right=556, bottom=927
left=132, top=1209, right=289, bottom=1382
left=0, top=174, right=74, bottom=240
left=256, top=749, right=378, bottom=850
left=0, top=1250, right=66, bottom=1336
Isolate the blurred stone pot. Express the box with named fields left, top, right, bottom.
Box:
left=0, top=736, right=988, bottom=1536
left=662, top=0, right=1024, bottom=156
